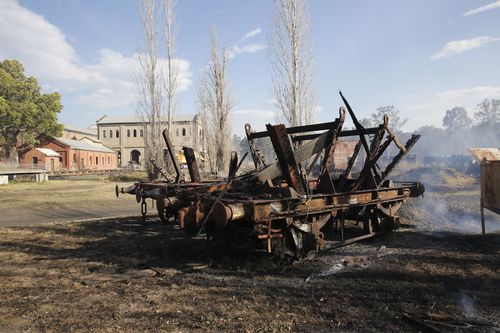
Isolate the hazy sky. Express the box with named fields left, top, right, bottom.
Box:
left=1, top=0, right=500, bottom=136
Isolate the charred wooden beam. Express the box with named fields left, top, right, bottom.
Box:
left=162, top=129, right=181, bottom=183
left=379, top=134, right=421, bottom=186
left=266, top=124, right=306, bottom=194
left=183, top=147, right=201, bottom=183
left=315, top=107, right=346, bottom=193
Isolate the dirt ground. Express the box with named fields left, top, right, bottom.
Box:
left=0, top=182, right=499, bottom=332
left=0, top=178, right=139, bottom=227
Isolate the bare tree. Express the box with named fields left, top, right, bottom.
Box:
left=197, top=27, right=235, bottom=174
left=163, top=0, right=178, bottom=134
left=136, top=0, right=164, bottom=178
left=269, top=0, right=315, bottom=127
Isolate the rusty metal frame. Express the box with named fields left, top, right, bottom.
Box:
left=118, top=91, right=424, bottom=258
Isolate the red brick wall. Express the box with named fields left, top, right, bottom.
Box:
left=70, top=149, right=118, bottom=170
left=333, top=140, right=359, bottom=169
left=19, top=149, right=61, bottom=171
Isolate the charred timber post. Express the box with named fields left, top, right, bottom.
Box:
left=339, top=90, right=371, bottom=156
left=316, top=108, right=346, bottom=193
left=266, top=124, right=307, bottom=195
left=228, top=151, right=238, bottom=179
left=162, top=129, right=181, bottom=183
left=182, top=147, right=201, bottom=183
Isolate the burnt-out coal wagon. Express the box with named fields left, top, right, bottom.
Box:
left=117, top=92, right=424, bottom=260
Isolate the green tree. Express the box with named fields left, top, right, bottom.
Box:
left=474, top=98, right=499, bottom=126
left=0, top=59, right=63, bottom=159
left=442, top=106, right=472, bottom=132
left=370, top=105, right=408, bottom=130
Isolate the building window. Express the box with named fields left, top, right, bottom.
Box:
left=108, top=156, right=111, bottom=164
left=182, top=128, right=186, bottom=136
left=109, top=130, right=113, bottom=138
left=89, top=156, right=92, bottom=165
left=127, top=129, right=130, bottom=137
left=116, top=130, right=120, bottom=138
left=96, top=156, right=99, bottom=165
left=133, top=129, right=137, bottom=137
left=176, top=129, right=179, bottom=136
left=103, top=131, right=106, bottom=138
left=73, top=154, right=77, bottom=163
left=140, top=129, right=143, bottom=137
left=102, top=157, right=104, bottom=165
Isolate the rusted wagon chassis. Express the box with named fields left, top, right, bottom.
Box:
left=117, top=92, right=424, bottom=258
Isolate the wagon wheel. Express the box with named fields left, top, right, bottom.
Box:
left=378, top=201, right=403, bottom=231
left=365, top=201, right=402, bottom=233
left=272, top=225, right=317, bottom=262
left=156, top=197, right=172, bottom=224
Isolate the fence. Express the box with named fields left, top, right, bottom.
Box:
left=0, top=161, right=48, bottom=171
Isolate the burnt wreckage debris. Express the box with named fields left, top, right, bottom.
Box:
left=116, top=92, right=425, bottom=260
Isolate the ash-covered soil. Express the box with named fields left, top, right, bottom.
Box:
left=1, top=186, right=499, bottom=332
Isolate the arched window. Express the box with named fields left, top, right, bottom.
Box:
left=127, top=129, right=130, bottom=137
left=140, top=129, right=143, bottom=137
left=109, top=130, right=113, bottom=138
left=176, top=129, right=179, bottom=136
left=182, top=128, right=186, bottom=136
left=96, top=156, right=99, bottom=165
left=133, top=129, right=137, bottom=137
left=103, top=131, right=106, bottom=138
left=116, top=130, right=120, bottom=138
left=89, top=156, right=92, bottom=165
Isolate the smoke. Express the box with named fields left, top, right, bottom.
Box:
left=402, top=193, right=500, bottom=234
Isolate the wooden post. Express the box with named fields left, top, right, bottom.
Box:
left=480, top=158, right=486, bottom=236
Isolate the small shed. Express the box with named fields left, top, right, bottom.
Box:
left=469, top=148, right=500, bottom=235
left=21, top=148, right=62, bottom=171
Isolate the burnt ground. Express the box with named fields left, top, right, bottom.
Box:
left=0, top=185, right=499, bottom=332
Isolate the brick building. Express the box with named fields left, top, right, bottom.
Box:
left=20, top=148, right=62, bottom=171
left=19, top=136, right=117, bottom=171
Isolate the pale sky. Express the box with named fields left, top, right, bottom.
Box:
left=1, top=0, right=499, bottom=136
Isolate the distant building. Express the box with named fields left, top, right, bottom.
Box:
left=62, top=125, right=98, bottom=141
left=19, top=136, right=117, bottom=171
left=96, top=114, right=204, bottom=168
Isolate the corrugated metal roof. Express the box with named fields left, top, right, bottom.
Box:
left=469, top=148, right=500, bottom=162
left=55, top=137, right=116, bottom=153
left=35, top=148, right=61, bottom=157
left=96, top=114, right=197, bottom=124
left=64, top=125, right=98, bottom=136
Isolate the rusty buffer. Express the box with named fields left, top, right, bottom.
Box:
left=117, top=92, right=425, bottom=259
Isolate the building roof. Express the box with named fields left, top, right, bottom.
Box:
left=470, top=148, right=500, bottom=162
left=64, top=125, right=98, bottom=137
left=96, top=114, right=197, bottom=125
left=79, top=136, right=102, bottom=144
left=35, top=148, right=61, bottom=157
left=54, top=137, right=116, bottom=153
